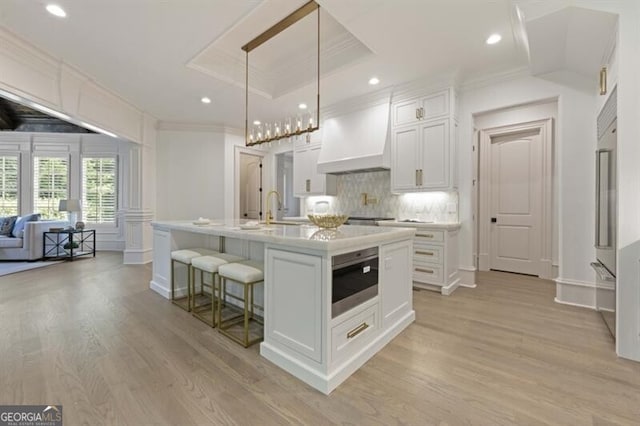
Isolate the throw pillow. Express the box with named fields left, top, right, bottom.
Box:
left=11, top=213, right=41, bottom=238
left=0, top=216, right=18, bottom=236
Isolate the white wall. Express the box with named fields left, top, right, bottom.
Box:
left=474, top=100, right=560, bottom=271
left=459, top=73, right=597, bottom=288
left=156, top=130, right=226, bottom=220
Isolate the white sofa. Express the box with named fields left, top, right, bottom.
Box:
left=0, top=220, right=69, bottom=260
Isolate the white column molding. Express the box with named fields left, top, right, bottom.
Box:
left=123, top=209, right=154, bottom=264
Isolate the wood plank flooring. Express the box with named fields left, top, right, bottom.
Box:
left=1, top=254, right=639, bottom=425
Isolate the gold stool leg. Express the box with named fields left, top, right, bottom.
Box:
left=243, top=282, right=250, bottom=347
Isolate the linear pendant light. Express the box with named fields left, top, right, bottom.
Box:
left=242, top=0, right=320, bottom=146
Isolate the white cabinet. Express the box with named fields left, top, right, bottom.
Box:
left=391, top=118, right=450, bottom=191
left=392, top=89, right=450, bottom=128
left=378, top=223, right=461, bottom=295
left=391, top=87, right=457, bottom=193
left=411, top=227, right=459, bottom=295
left=293, top=143, right=337, bottom=197
left=261, top=237, right=415, bottom=394
left=265, top=248, right=323, bottom=363
left=379, top=239, right=413, bottom=328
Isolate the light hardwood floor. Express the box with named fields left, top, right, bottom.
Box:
left=1, top=253, right=639, bottom=425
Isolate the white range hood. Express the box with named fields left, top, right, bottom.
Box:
left=317, top=99, right=391, bottom=174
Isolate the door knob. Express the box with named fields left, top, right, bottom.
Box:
left=491, top=217, right=497, bottom=223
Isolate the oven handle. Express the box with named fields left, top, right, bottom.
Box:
left=332, top=256, right=378, bottom=270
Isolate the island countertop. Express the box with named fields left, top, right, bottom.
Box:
left=151, top=220, right=415, bottom=252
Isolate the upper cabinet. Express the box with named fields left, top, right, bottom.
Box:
left=391, top=87, right=457, bottom=193
left=293, top=130, right=337, bottom=197
left=392, top=89, right=450, bottom=127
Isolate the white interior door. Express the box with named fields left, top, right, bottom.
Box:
left=489, top=130, right=542, bottom=275
left=240, top=153, right=262, bottom=219
left=245, top=160, right=261, bottom=219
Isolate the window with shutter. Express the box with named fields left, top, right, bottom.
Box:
left=0, top=155, right=19, bottom=216
left=33, top=156, right=69, bottom=219
left=82, top=157, right=117, bottom=224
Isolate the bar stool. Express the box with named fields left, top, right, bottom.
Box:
left=170, top=248, right=217, bottom=311
left=190, top=253, right=244, bottom=327
left=217, top=260, right=264, bottom=347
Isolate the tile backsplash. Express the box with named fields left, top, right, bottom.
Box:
left=304, top=170, right=458, bottom=223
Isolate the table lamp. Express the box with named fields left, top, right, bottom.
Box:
left=59, top=199, right=81, bottom=227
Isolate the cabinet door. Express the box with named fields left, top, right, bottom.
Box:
left=420, top=119, right=449, bottom=189
left=421, top=90, right=449, bottom=120
left=293, top=145, right=337, bottom=197
left=265, top=248, right=323, bottom=363
left=380, top=240, right=412, bottom=327
left=391, top=126, right=420, bottom=192
left=293, top=147, right=309, bottom=196
left=392, top=99, right=420, bottom=128
left=308, top=145, right=326, bottom=194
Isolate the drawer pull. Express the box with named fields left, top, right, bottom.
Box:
left=415, top=250, right=434, bottom=256
left=416, top=267, right=434, bottom=274
left=416, top=233, right=434, bottom=238
left=347, top=322, right=369, bottom=339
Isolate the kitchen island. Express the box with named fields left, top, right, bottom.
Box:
left=150, top=220, right=415, bottom=394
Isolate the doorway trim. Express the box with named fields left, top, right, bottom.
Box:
left=234, top=146, right=265, bottom=220
left=478, top=118, right=553, bottom=279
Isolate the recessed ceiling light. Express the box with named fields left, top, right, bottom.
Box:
left=368, top=77, right=380, bottom=85
left=298, top=103, right=307, bottom=110
left=253, top=120, right=261, bottom=125
left=201, top=97, right=211, bottom=104
left=46, top=4, right=66, bottom=18
left=486, top=34, right=502, bottom=45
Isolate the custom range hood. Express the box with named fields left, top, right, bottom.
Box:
left=317, top=97, right=390, bottom=174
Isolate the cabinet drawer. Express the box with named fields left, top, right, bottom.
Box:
left=413, top=262, right=444, bottom=284
left=414, top=230, right=444, bottom=243
left=331, top=303, right=379, bottom=363
left=413, top=243, right=443, bottom=264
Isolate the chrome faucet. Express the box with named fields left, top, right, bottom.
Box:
left=265, top=190, right=282, bottom=225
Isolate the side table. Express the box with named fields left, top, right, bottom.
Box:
left=43, top=229, right=96, bottom=261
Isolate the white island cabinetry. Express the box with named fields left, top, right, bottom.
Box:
left=261, top=237, right=414, bottom=394
left=150, top=220, right=415, bottom=394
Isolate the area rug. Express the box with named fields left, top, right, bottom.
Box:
left=0, top=260, right=62, bottom=277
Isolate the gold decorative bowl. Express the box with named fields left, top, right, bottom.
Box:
left=307, top=214, right=348, bottom=229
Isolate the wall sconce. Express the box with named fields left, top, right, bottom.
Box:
left=242, top=1, right=321, bottom=146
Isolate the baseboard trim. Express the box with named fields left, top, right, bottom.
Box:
left=124, top=248, right=153, bottom=264
left=441, top=277, right=461, bottom=296
left=150, top=280, right=171, bottom=299
left=555, top=277, right=598, bottom=310
left=458, top=266, right=477, bottom=288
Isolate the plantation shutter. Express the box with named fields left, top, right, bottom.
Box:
left=0, top=155, right=19, bottom=216
left=82, top=157, right=117, bottom=224
left=33, top=156, right=69, bottom=219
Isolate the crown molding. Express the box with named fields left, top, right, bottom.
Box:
left=321, top=87, right=392, bottom=120
left=157, top=120, right=243, bottom=135
left=459, top=66, right=531, bottom=92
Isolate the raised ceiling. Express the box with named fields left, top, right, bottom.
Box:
left=0, top=0, right=529, bottom=128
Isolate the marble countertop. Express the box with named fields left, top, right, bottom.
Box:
left=377, top=221, right=461, bottom=230
left=151, top=220, right=415, bottom=252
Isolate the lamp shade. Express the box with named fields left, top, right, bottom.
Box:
left=59, top=199, right=82, bottom=212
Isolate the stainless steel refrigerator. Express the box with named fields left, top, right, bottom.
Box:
left=592, top=87, right=617, bottom=338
